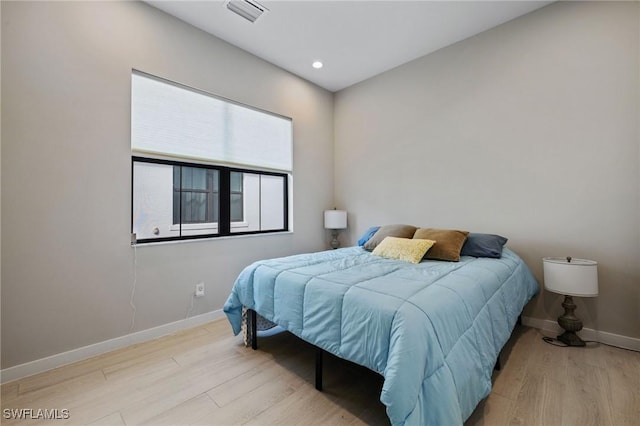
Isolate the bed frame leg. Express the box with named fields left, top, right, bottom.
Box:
left=248, top=309, right=257, bottom=350
left=315, top=347, right=323, bottom=391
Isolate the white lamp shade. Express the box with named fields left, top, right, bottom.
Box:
left=543, top=257, right=598, bottom=297
left=324, top=210, right=347, bottom=230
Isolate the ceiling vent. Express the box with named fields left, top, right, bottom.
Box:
left=225, top=0, right=268, bottom=23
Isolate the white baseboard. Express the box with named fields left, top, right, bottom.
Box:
left=0, top=310, right=225, bottom=384
left=521, top=316, right=640, bottom=352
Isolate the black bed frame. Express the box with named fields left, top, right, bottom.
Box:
left=247, top=308, right=521, bottom=391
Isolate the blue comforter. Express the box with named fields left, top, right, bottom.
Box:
left=224, top=247, right=539, bottom=425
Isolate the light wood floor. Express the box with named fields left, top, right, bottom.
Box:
left=2, top=320, right=638, bottom=425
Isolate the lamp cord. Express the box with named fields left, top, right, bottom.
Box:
left=541, top=336, right=637, bottom=353
left=185, top=293, right=195, bottom=319
left=542, top=336, right=568, bottom=347
left=129, top=244, right=138, bottom=332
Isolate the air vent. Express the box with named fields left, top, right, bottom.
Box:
left=225, top=0, right=268, bottom=23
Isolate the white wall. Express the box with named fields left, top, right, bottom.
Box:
left=1, top=1, right=334, bottom=369
left=334, top=2, right=639, bottom=339
left=2, top=0, right=638, bottom=370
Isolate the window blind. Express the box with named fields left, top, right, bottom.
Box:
left=131, top=71, right=292, bottom=172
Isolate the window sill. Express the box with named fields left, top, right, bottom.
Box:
left=131, top=230, right=293, bottom=247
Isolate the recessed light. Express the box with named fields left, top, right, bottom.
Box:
left=312, top=61, right=323, bottom=69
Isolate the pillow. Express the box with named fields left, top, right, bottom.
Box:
left=363, top=224, right=417, bottom=251
left=461, top=233, right=508, bottom=258
left=372, top=237, right=436, bottom=264
left=413, top=228, right=469, bottom=262
left=357, top=226, right=380, bottom=247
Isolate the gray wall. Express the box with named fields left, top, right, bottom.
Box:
left=334, top=2, right=639, bottom=339
left=1, top=1, right=334, bottom=368
left=2, top=0, right=639, bottom=370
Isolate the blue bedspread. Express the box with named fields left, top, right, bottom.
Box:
left=224, top=247, right=539, bottom=425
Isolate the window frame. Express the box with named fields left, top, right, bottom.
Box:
left=132, top=156, right=289, bottom=244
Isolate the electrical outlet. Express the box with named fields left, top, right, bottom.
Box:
left=195, top=282, right=205, bottom=298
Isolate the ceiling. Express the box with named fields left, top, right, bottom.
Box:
left=146, top=1, right=552, bottom=92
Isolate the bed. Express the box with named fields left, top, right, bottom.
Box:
left=223, top=233, right=538, bottom=425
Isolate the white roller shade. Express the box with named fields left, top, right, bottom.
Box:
left=131, top=71, right=292, bottom=172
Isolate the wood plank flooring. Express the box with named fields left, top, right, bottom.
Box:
left=2, top=320, right=638, bottom=425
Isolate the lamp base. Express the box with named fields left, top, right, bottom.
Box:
left=329, top=230, right=340, bottom=249
left=556, top=295, right=586, bottom=347
left=557, top=331, right=586, bottom=347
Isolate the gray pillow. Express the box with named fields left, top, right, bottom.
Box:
left=363, top=224, right=417, bottom=251
left=460, top=233, right=508, bottom=258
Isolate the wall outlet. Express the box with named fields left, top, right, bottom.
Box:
left=195, top=282, right=205, bottom=298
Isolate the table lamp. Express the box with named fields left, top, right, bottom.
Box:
left=542, top=256, right=598, bottom=347
left=324, top=209, right=347, bottom=249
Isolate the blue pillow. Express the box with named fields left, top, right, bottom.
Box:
left=357, top=226, right=380, bottom=247
left=460, top=233, right=508, bottom=258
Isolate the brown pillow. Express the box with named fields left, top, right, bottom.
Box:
left=413, top=228, right=469, bottom=261
left=363, top=224, right=417, bottom=251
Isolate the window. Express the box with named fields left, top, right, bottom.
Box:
left=173, top=166, right=220, bottom=225
left=131, top=71, right=291, bottom=243
left=230, top=172, right=243, bottom=223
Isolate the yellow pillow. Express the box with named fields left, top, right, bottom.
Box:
left=372, top=236, right=436, bottom=264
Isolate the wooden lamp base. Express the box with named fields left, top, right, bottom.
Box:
left=556, top=295, right=586, bottom=347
